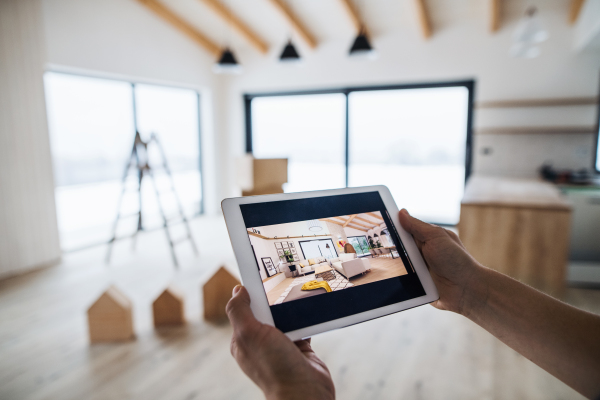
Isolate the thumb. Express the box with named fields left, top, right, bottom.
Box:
left=226, top=286, right=259, bottom=331
left=399, top=209, right=443, bottom=243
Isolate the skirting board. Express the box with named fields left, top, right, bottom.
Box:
left=0, top=257, right=62, bottom=281
left=567, top=262, right=600, bottom=287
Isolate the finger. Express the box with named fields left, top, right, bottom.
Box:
left=399, top=209, right=444, bottom=243
left=226, top=286, right=259, bottom=332
left=295, top=339, right=314, bottom=354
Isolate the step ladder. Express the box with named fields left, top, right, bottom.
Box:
left=105, top=131, right=199, bottom=268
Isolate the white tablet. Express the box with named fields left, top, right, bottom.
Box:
left=222, top=185, right=439, bottom=341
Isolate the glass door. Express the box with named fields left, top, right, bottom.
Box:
left=348, top=236, right=370, bottom=256
left=348, top=86, right=470, bottom=225
left=250, top=94, right=346, bottom=193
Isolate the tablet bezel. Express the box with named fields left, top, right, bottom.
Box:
left=222, top=185, right=439, bottom=341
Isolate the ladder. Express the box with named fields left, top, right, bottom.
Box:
left=105, top=131, right=199, bottom=268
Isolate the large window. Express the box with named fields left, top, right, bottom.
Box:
left=250, top=94, right=346, bottom=192
left=245, top=81, right=474, bottom=225
left=299, top=239, right=339, bottom=260
left=45, top=72, right=202, bottom=250
left=347, top=236, right=370, bottom=256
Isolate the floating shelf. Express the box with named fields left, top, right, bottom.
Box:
left=475, top=126, right=596, bottom=135
left=475, top=97, right=598, bottom=109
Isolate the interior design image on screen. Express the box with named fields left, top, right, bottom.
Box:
left=240, top=192, right=426, bottom=333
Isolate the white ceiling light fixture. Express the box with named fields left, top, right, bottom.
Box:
left=306, top=220, right=323, bottom=232
left=509, top=6, right=549, bottom=59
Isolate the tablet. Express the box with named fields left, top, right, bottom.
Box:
left=222, top=185, right=439, bottom=341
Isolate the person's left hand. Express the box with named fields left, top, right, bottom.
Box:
left=226, top=285, right=335, bottom=400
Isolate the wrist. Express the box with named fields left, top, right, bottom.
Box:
left=265, top=387, right=334, bottom=400
left=264, top=380, right=335, bottom=400
left=457, top=263, right=492, bottom=319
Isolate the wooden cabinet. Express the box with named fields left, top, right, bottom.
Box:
left=237, top=155, right=288, bottom=196
left=459, top=176, right=572, bottom=296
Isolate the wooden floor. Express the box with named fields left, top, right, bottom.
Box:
left=351, top=255, right=408, bottom=286
left=1, top=216, right=597, bottom=399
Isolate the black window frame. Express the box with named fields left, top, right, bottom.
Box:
left=594, top=71, right=600, bottom=174
left=244, top=80, right=476, bottom=189
left=298, top=238, right=339, bottom=260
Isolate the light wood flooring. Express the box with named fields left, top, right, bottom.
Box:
left=266, top=256, right=408, bottom=304
left=350, top=255, right=408, bottom=286
left=1, top=216, right=598, bottom=399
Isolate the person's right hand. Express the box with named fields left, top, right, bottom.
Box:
left=398, top=209, right=484, bottom=315
left=226, top=285, right=335, bottom=400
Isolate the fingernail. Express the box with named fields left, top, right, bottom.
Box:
left=401, top=209, right=409, bottom=215
left=232, top=285, right=242, bottom=296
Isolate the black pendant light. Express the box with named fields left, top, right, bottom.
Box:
left=279, top=40, right=301, bottom=63
left=349, top=27, right=376, bottom=58
left=213, top=47, right=242, bottom=74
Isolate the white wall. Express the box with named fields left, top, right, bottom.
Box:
left=248, top=234, right=279, bottom=280
left=220, top=1, right=600, bottom=198
left=0, top=0, right=61, bottom=278
left=41, top=0, right=224, bottom=214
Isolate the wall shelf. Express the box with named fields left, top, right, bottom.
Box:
left=475, top=126, right=596, bottom=135
left=475, top=97, right=598, bottom=109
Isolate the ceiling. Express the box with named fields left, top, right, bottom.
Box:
left=321, top=212, right=385, bottom=232
left=137, top=0, right=577, bottom=61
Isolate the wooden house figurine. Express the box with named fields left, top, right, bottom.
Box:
left=203, top=266, right=240, bottom=323
left=153, top=286, right=185, bottom=327
left=87, top=285, right=134, bottom=343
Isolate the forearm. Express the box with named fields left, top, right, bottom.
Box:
left=461, top=266, right=600, bottom=399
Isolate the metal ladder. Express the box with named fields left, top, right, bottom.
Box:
left=105, top=131, right=199, bottom=268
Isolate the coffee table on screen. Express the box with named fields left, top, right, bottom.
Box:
left=314, top=264, right=336, bottom=281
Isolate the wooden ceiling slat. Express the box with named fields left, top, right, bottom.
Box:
left=267, top=0, right=317, bottom=49
left=320, top=218, right=344, bottom=226
left=414, top=0, right=432, bottom=39
left=347, top=220, right=374, bottom=230
left=343, top=214, right=358, bottom=227
left=200, top=0, right=268, bottom=54
left=569, top=0, right=586, bottom=24
left=490, top=0, right=501, bottom=32
left=136, top=0, right=220, bottom=56
left=354, top=215, right=378, bottom=225
left=366, top=212, right=384, bottom=221
left=338, top=0, right=362, bottom=33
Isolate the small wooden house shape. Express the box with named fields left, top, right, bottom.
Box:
left=87, top=285, right=134, bottom=343
left=203, top=266, right=240, bottom=323
left=153, top=286, right=185, bottom=327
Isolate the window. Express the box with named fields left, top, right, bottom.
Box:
left=299, top=239, right=339, bottom=260
left=245, top=81, right=474, bottom=225
left=248, top=94, right=346, bottom=193
left=347, top=236, right=370, bottom=256
left=45, top=72, right=202, bottom=250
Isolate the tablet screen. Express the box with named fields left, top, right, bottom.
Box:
left=241, top=191, right=426, bottom=332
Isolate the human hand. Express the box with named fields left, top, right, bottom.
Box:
left=226, top=285, right=335, bottom=400
left=398, top=209, right=485, bottom=315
